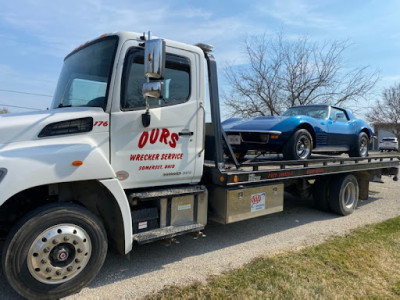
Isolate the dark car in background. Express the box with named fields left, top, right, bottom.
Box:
left=222, top=104, right=375, bottom=160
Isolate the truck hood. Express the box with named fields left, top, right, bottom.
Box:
left=0, top=107, right=106, bottom=146
left=222, top=116, right=288, bottom=132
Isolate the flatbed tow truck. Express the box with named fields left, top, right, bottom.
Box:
left=0, top=31, right=398, bottom=299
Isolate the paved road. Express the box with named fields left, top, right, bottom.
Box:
left=0, top=155, right=398, bottom=299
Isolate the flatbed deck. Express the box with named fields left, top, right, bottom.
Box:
left=204, top=153, right=400, bottom=186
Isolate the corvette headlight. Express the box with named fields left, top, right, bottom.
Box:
left=0, top=168, right=7, bottom=183
left=260, top=134, right=269, bottom=143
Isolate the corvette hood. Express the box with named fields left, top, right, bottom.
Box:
left=222, top=116, right=288, bottom=132
left=0, top=107, right=104, bottom=146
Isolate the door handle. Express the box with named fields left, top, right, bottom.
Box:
left=179, top=131, right=194, bottom=137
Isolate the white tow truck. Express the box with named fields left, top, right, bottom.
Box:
left=0, top=31, right=398, bottom=299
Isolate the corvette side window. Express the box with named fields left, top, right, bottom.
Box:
left=330, top=108, right=348, bottom=122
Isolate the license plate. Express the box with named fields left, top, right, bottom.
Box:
left=227, top=135, right=241, bottom=145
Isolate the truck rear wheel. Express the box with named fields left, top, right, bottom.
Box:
left=328, top=174, right=359, bottom=216
left=2, top=203, right=107, bottom=300
left=313, top=177, right=331, bottom=212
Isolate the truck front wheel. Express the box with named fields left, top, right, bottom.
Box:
left=2, top=203, right=108, bottom=300
left=328, top=174, right=359, bottom=216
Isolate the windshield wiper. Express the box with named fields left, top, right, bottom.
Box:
left=57, top=78, right=72, bottom=108
left=58, top=103, right=72, bottom=108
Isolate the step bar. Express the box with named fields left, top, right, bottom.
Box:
left=132, top=223, right=205, bottom=245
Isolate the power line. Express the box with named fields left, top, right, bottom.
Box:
left=0, top=103, right=43, bottom=111
left=0, top=89, right=53, bottom=98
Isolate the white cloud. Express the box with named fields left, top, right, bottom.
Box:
left=380, top=75, right=400, bottom=88
left=256, top=0, right=343, bottom=30
left=0, top=1, right=236, bottom=58
left=1, top=1, right=250, bottom=111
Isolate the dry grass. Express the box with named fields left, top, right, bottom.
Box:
left=146, top=216, right=400, bottom=299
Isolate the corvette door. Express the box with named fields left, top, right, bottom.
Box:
left=327, top=107, right=355, bottom=148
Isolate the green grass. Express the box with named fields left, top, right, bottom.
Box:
left=147, top=216, right=400, bottom=299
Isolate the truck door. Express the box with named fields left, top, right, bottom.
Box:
left=110, top=40, right=204, bottom=189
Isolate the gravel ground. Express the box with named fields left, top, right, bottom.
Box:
left=0, top=176, right=399, bottom=299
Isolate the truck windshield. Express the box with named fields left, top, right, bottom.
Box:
left=51, top=36, right=118, bottom=110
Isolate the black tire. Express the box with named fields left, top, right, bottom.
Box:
left=224, top=148, right=247, bottom=162
left=349, top=132, right=369, bottom=157
left=313, top=177, right=331, bottom=212
left=282, top=129, right=313, bottom=160
left=328, top=174, right=359, bottom=216
left=2, top=203, right=108, bottom=300
left=234, top=150, right=247, bottom=161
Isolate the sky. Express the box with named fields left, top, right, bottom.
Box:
left=1, top=0, right=400, bottom=118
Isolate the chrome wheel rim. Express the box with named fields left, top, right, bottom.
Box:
left=360, top=137, right=368, bottom=157
left=27, top=224, right=92, bottom=284
left=296, top=136, right=311, bottom=159
left=343, top=182, right=356, bottom=208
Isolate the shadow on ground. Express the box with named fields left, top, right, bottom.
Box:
left=0, top=190, right=384, bottom=299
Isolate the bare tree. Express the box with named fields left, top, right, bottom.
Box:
left=223, top=33, right=379, bottom=117
left=0, top=107, right=9, bottom=114
left=366, top=82, right=400, bottom=141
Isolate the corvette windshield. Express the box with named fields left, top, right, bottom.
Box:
left=51, top=36, right=118, bottom=110
left=282, top=106, right=329, bottom=119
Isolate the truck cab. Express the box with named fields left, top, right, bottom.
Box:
left=51, top=32, right=206, bottom=188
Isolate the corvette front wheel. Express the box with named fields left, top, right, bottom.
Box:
left=283, top=129, right=313, bottom=160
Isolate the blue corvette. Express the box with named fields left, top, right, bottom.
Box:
left=222, top=104, right=375, bottom=160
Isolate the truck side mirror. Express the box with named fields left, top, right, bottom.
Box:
left=142, top=82, right=163, bottom=99
left=144, top=39, right=166, bottom=80
left=142, top=39, right=166, bottom=127
left=142, top=80, right=171, bottom=100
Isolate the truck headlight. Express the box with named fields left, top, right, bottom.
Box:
left=0, top=168, right=7, bottom=183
